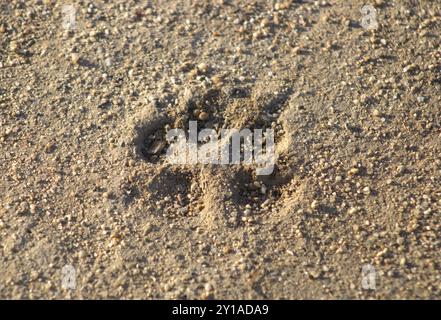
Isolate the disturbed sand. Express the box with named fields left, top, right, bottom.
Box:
left=0, top=0, right=440, bottom=299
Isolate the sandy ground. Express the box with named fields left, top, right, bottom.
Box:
left=0, top=0, right=440, bottom=299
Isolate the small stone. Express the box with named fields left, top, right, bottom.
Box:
left=308, top=270, right=322, bottom=279
left=143, top=223, right=154, bottom=236
left=403, top=64, right=417, bottom=73
left=348, top=207, right=358, bottom=214
left=104, top=57, right=112, bottom=67
left=292, top=46, right=302, bottom=55
left=417, top=96, right=426, bottom=103
left=204, top=283, right=213, bottom=292
left=30, top=270, right=40, bottom=281
left=198, top=112, right=209, bottom=121
left=399, top=257, right=407, bottom=266
left=71, top=53, right=80, bottom=65
left=211, top=75, right=223, bottom=86
left=362, top=186, right=371, bottom=195
left=260, top=18, right=270, bottom=28
left=197, top=63, right=208, bottom=74
left=45, top=143, right=56, bottom=153
left=18, top=201, right=30, bottom=215
left=372, top=109, right=381, bottom=117
left=148, top=140, right=166, bottom=154
left=311, top=200, right=319, bottom=210
left=9, top=41, right=18, bottom=52
left=103, top=191, right=112, bottom=199
left=252, top=30, right=263, bottom=40
left=274, top=2, right=290, bottom=10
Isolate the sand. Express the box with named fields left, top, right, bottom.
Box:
left=0, top=0, right=440, bottom=299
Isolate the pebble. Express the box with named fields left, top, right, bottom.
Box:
left=78, top=250, right=86, bottom=259
left=417, top=96, right=426, bottom=103
left=104, top=57, right=113, bottom=67
left=308, top=270, right=322, bottom=279
left=197, top=63, right=208, bottom=74
left=403, top=64, right=417, bottom=73
left=45, top=143, right=56, bottom=153
left=149, top=140, right=166, bottom=155
left=102, top=191, right=112, bottom=199
left=198, top=112, right=209, bottom=121
left=372, top=109, right=381, bottom=117
left=71, top=53, right=80, bottom=65
left=18, top=201, right=29, bottom=215
left=260, top=18, right=270, bottom=28
left=9, top=41, right=18, bottom=52
left=362, top=187, right=371, bottom=195
left=292, top=46, right=302, bottom=55
left=211, top=75, right=223, bottom=86
left=204, top=283, right=213, bottom=293
left=274, top=2, right=290, bottom=10
left=400, top=257, right=407, bottom=266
